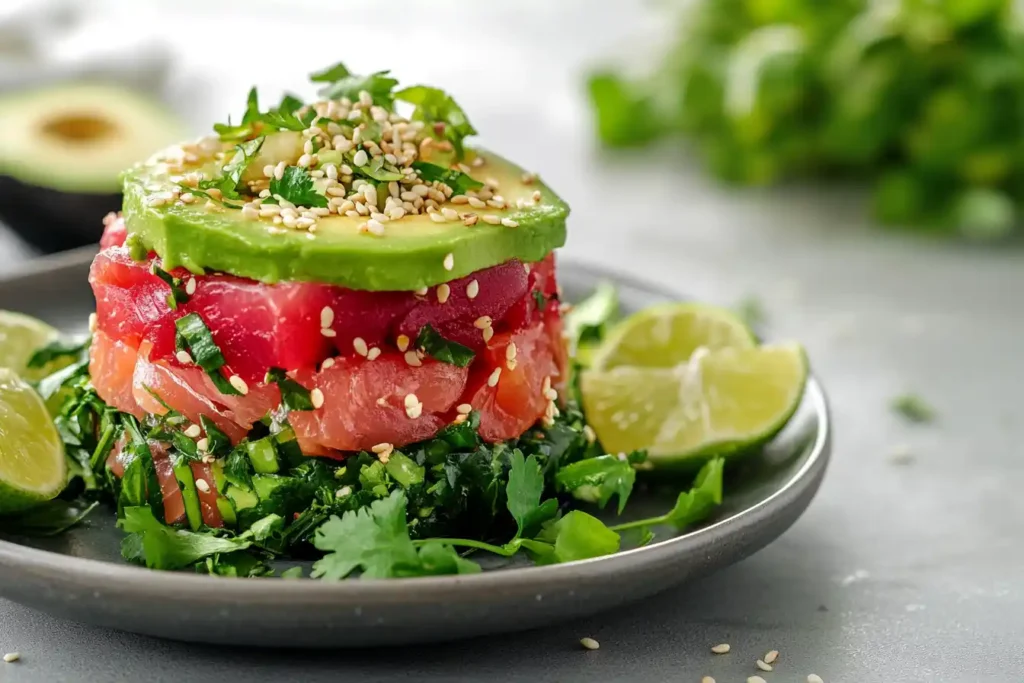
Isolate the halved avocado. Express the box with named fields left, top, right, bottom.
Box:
left=0, top=82, right=186, bottom=251
left=122, top=147, right=569, bottom=290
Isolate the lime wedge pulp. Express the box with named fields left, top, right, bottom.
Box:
left=581, top=343, right=808, bottom=465
left=589, top=302, right=757, bottom=370
left=0, top=310, right=60, bottom=381
left=0, top=367, right=67, bottom=514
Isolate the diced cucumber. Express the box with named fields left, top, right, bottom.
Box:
left=225, top=485, right=258, bottom=511
left=384, top=452, right=425, bottom=487
left=246, top=438, right=280, bottom=474
left=216, top=497, right=237, bottom=526
left=253, top=473, right=287, bottom=500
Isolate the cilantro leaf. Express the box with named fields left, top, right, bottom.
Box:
left=264, top=367, right=313, bottom=411
left=317, top=69, right=399, bottom=109
left=505, top=451, right=558, bottom=538
left=198, top=137, right=264, bottom=200
left=415, top=324, right=475, bottom=367
left=120, top=506, right=253, bottom=570
left=148, top=263, right=190, bottom=310
left=609, top=456, right=725, bottom=533
left=213, top=87, right=262, bottom=141
left=312, top=490, right=479, bottom=579
left=310, top=62, right=351, bottom=83
left=269, top=166, right=328, bottom=208
left=260, top=95, right=317, bottom=132
left=355, top=155, right=404, bottom=182
left=555, top=454, right=637, bottom=514
left=396, top=85, right=477, bottom=158
left=534, top=510, right=620, bottom=564
left=411, top=161, right=483, bottom=194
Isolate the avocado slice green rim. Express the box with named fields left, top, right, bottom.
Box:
left=122, top=148, right=568, bottom=291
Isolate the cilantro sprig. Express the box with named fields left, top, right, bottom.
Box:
left=266, top=166, right=328, bottom=208
left=415, top=324, right=475, bottom=367
left=411, top=161, right=483, bottom=194
left=174, top=313, right=241, bottom=396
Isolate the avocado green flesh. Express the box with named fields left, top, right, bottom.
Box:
left=122, top=149, right=568, bottom=290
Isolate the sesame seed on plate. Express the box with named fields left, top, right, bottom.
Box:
left=184, top=424, right=201, bottom=438
left=321, top=328, right=337, bottom=338
left=175, top=350, right=193, bottom=364
left=807, top=676, right=824, bottom=683
left=321, top=306, right=335, bottom=328
left=579, top=637, right=599, bottom=651
left=764, top=650, right=779, bottom=665
left=353, top=337, right=369, bottom=357
left=748, top=678, right=767, bottom=683
left=711, top=643, right=731, bottom=654
left=756, top=660, right=773, bottom=672
left=196, top=478, right=211, bottom=493
left=457, top=403, right=472, bottom=415
left=321, top=358, right=335, bottom=370
left=197, top=438, right=209, bottom=452
left=396, top=334, right=410, bottom=352
left=229, top=375, right=249, bottom=395
left=3, top=653, right=19, bottom=663
left=466, top=280, right=480, bottom=299
left=437, top=283, right=451, bottom=304
left=311, top=388, right=325, bottom=409
left=702, top=678, right=715, bottom=683
left=367, top=347, right=381, bottom=361
left=487, top=368, right=501, bottom=387
left=501, top=218, right=519, bottom=228
left=443, top=253, right=455, bottom=271
left=404, top=351, right=422, bottom=367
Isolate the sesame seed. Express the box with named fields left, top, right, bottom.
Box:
left=229, top=375, right=249, bottom=395
left=414, top=286, right=429, bottom=296
left=405, top=396, right=423, bottom=419
left=175, top=350, right=193, bottom=364
left=468, top=197, right=487, bottom=209
left=367, top=347, right=381, bottom=361
left=366, top=219, right=386, bottom=235
left=544, top=387, right=558, bottom=401
left=807, top=676, right=824, bottom=683
left=321, top=328, right=337, bottom=338
left=197, top=438, right=209, bottom=452
left=429, top=212, right=447, bottom=223
left=321, top=358, right=335, bottom=370
left=353, top=149, right=368, bottom=166
left=404, top=351, right=422, bottom=367
left=748, top=678, right=767, bottom=683
left=457, top=403, right=473, bottom=414
left=437, top=283, right=451, bottom=304
left=184, top=424, right=202, bottom=438
left=532, top=190, right=542, bottom=202
left=756, top=660, right=773, bottom=672
left=506, top=343, right=517, bottom=361
left=501, top=218, right=519, bottom=228
left=371, top=442, right=394, bottom=462
left=412, top=184, right=430, bottom=197
left=487, top=368, right=502, bottom=387
left=453, top=414, right=468, bottom=424
left=196, top=478, right=211, bottom=493
left=396, top=334, right=410, bottom=352
left=466, top=280, right=480, bottom=299
left=336, top=485, right=352, bottom=498
left=3, top=653, right=19, bottom=663
left=274, top=161, right=286, bottom=180
left=353, top=337, right=369, bottom=357
left=583, top=425, right=596, bottom=444
left=321, top=306, right=335, bottom=328
left=451, top=195, right=469, bottom=204
left=711, top=643, right=731, bottom=654
left=441, top=207, right=459, bottom=221
left=702, top=678, right=715, bottom=683
left=521, top=172, right=536, bottom=184
left=482, top=327, right=494, bottom=342
left=473, top=316, right=492, bottom=329
left=579, top=637, right=599, bottom=651
left=764, top=650, right=779, bottom=665
left=88, top=312, right=97, bottom=333
left=443, top=253, right=454, bottom=271
left=482, top=214, right=501, bottom=225
left=463, top=213, right=478, bottom=226
left=311, top=388, right=325, bottom=409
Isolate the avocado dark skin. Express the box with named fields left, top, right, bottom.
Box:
left=0, top=175, right=119, bottom=252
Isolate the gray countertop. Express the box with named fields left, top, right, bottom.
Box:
left=1, top=2, right=1022, bottom=681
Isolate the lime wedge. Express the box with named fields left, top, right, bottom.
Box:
left=0, top=310, right=60, bottom=381
left=580, top=344, right=808, bottom=465
left=590, top=302, right=757, bottom=370
left=0, top=368, right=66, bottom=514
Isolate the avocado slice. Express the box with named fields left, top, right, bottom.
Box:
left=0, top=83, right=185, bottom=251
left=122, top=148, right=568, bottom=290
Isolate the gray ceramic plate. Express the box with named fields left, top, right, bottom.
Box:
left=0, top=248, right=830, bottom=648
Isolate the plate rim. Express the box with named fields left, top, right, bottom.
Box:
left=0, top=255, right=832, bottom=603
